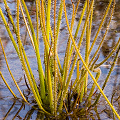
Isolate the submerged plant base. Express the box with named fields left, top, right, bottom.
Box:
left=0, top=97, right=94, bottom=119
left=3, top=94, right=114, bottom=120
left=2, top=87, right=114, bottom=119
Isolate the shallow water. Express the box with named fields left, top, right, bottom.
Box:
left=0, top=0, right=120, bottom=119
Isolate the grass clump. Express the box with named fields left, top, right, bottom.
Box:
left=0, top=0, right=120, bottom=119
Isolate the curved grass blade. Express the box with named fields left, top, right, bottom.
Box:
left=63, top=0, right=120, bottom=118
left=0, top=38, right=27, bottom=102
left=94, top=38, right=120, bottom=69
left=0, top=71, right=17, bottom=98
left=0, top=4, right=42, bottom=106
left=92, top=44, right=120, bottom=107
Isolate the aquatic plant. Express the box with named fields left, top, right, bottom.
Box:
left=0, top=0, right=120, bottom=119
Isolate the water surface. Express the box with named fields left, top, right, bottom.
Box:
left=0, top=0, right=120, bottom=119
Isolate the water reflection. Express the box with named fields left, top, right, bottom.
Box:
left=0, top=0, right=120, bottom=119
left=2, top=99, right=50, bottom=120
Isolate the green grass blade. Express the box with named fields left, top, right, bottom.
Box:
left=3, top=0, right=17, bottom=35
left=36, top=0, right=39, bottom=46
left=69, top=0, right=87, bottom=58
left=0, top=3, right=42, bottom=104
left=56, top=0, right=63, bottom=42
left=88, top=0, right=113, bottom=54
left=46, top=0, right=51, bottom=41
left=63, top=0, right=120, bottom=118
left=65, top=0, right=93, bottom=100
left=19, top=2, right=35, bottom=51
left=87, top=68, right=101, bottom=101
left=21, top=0, right=45, bottom=100
left=0, top=8, right=20, bottom=57
left=54, top=0, right=57, bottom=115
left=89, top=0, right=115, bottom=66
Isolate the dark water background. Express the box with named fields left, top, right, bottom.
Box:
left=0, top=0, right=120, bottom=119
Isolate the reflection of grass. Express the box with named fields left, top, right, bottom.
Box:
left=0, top=0, right=120, bottom=119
